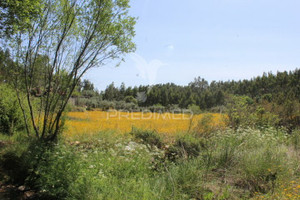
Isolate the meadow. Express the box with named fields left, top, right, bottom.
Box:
left=65, top=111, right=227, bottom=136
left=0, top=110, right=300, bottom=199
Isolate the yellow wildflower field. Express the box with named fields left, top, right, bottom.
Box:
left=65, top=110, right=227, bottom=136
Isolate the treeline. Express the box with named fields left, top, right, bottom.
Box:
left=70, top=69, right=300, bottom=131
left=1, top=47, right=300, bottom=130
left=98, top=69, right=300, bottom=109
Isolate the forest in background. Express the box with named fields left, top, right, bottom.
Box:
left=1, top=47, right=300, bottom=133
left=69, top=66, right=300, bottom=132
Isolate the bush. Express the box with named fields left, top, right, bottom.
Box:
left=98, top=100, right=116, bottom=111
left=166, top=104, right=182, bottom=113
left=115, top=101, right=139, bottom=111
left=188, top=104, right=201, bottom=114
left=0, top=151, right=29, bottom=184
left=124, top=95, right=138, bottom=104
left=68, top=106, right=86, bottom=112
left=26, top=142, right=79, bottom=199
left=0, top=84, right=25, bottom=135
left=149, top=104, right=166, bottom=113
left=166, top=135, right=204, bottom=161
left=130, top=128, right=163, bottom=148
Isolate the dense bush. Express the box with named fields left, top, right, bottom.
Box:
left=0, top=84, right=25, bottom=135
left=148, top=104, right=166, bottom=113
left=130, top=128, right=163, bottom=148
left=97, top=100, right=116, bottom=111
left=0, top=139, right=80, bottom=199
left=26, top=143, right=79, bottom=199
left=188, top=104, right=201, bottom=114
left=124, top=95, right=138, bottom=104
left=166, top=134, right=204, bottom=161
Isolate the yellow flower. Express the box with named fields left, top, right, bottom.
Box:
left=65, top=111, right=226, bottom=136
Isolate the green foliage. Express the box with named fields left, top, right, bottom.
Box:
left=130, top=128, right=163, bottom=148
left=193, top=113, right=221, bottom=137
left=226, top=95, right=280, bottom=130
left=166, top=134, right=204, bottom=161
left=0, top=128, right=299, bottom=199
left=97, top=100, right=116, bottom=111
left=0, top=151, right=29, bottom=184
left=289, top=129, right=300, bottom=150
left=97, top=69, right=300, bottom=131
left=26, top=143, right=79, bottom=199
left=0, top=84, right=25, bottom=135
left=0, top=48, right=16, bottom=82
left=0, top=0, right=42, bottom=36
left=2, top=0, right=136, bottom=140
left=226, top=95, right=254, bottom=129
left=188, top=104, right=201, bottom=114
left=149, top=104, right=166, bottom=112
left=205, top=128, right=299, bottom=194
left=124, top=95, right=138, bottom=104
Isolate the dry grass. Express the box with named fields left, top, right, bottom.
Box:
left=64, top=111, right=227, bottom=137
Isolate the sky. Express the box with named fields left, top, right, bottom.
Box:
left=84, top=0, right=300, bottom=91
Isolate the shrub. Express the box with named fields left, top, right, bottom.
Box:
left=0, top=151, right=29, bottom=184
left=25, top=142, right=79, bottom=199
left=166, top=135, right=204, bottom=161
left=166, top=104, right=182, bottom=113
left=0, top=84, right=25, bottom=135
left=115, top=101, right=139, bottom=111
left=188, top=104, right=201, bottom=114
left=69, top=106, right=86, bottom=112
left=98, top=100, right=116, bottom=111
left=130, top=128, right=163, bottom=148
left=149, top=104, right=166, bottom=113
left=124, top=95, right=138, bottom=104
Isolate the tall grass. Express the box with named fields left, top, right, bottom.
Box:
left=0, top=127, right=299, bottom=199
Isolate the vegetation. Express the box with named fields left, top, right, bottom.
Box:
left=0, top=0, right=300, bottom=199
left=68, top=69, right=300, bottom=132
left=0, top=0, right=136, bottom=141
left=0, top=128, right=299, bottom=199
left=1, top=52, right=299, bottom=200
left=0, top=84, right=26, bottom=135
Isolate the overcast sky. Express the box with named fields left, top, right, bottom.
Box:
left=84, top=0, right=300, bottom=91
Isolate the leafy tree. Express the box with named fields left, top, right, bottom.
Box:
left=124, top=95, right=137, bottom=104
left=3, top=0, right=136, bottom=141
left=82, top=79, right=94, bottom=91
left=0, top=0, right=42, bottom=36
left=104, top=82, right=118, bottom=101
left=0, top=48, right=16, bottom=82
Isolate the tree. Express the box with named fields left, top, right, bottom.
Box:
left=2, top=0, right=136, bottom=141
left=104, top=82, right=118, bottom=101
left=82, top=79, right=94, bottom=91
left=0, top=48, right=15, bottom=82
left=0, top=0, right=42, bottom=36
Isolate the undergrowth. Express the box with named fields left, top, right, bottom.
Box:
left=0, top=128, right=299, bottom=199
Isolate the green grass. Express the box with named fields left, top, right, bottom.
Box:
left=0, top=127, right=299, bottom=199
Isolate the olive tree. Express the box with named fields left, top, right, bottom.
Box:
left=3, top=0, right=136, bottom=140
